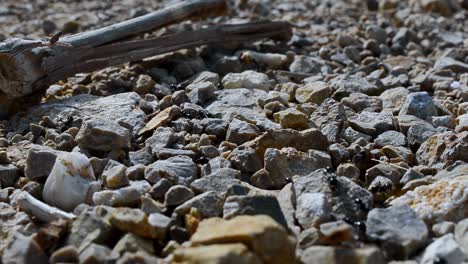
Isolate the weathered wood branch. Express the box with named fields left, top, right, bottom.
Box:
left=0, top=0, right=292, bottom=118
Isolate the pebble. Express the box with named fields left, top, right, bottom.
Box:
left=189, top=215, right=296, bottom=264
left=366, top=205, right=428, bottom=259
left=222, top=70, right=271, bottom=91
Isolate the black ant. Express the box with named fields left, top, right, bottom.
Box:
left=354, top=198, right=368, bottom=212
left=170, top=84, right=183, bottom=92
left=323, top=167, right=339, bottom=192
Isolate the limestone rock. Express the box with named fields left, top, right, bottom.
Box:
left=173, top=243, right=262, bottom=264
left=222, top=70, right=271, bottom=91
left=416, top=131, right=468, bottom=169
left=390, top=175, right=468, bottom=225
left=190, top=215, right=296, bottom=264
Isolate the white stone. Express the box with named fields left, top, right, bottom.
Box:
left=43, top=152, right=95, bottom=211
left=222, top=70, right=271, bottom=91
left=421, top=234, right=466, bottom=264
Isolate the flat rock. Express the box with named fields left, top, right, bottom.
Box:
left=264, top=147, right=331, bottom=189
left=223, top=195, right=288, bottom=228
left=416, top=131, right=468, bottom=169
left=222, top=70, right=271, bottom=91
left=173, top=243, right=262, bottom=264
left=244, top=128, right=329, bottom=159
left=366, top=205, right=428, bottom=259
left=2, top=232, right=48, bottom=264
left=348, top=110, right=394, bottom=136
left=76, top=117, right=131, bottom=152
left=399, top=92, right=437, bottom=120
left=390, top=175, right=468, bottom=225
left=174, top=191, right=224, bottom=218
left=206, top=88, right=280, bottom=130
left=330, top=75, right=383, bottom=99
left=8, top=92, right=146, bottom=137
left=145, top=155, right=198, bottom=186
left=190, top=215, right=296, bottom=264
left=293, top=169, right=373, bottom=228
left=434, top=57, right=468, bottom=73
left=295, top=81, right=331, bottom=105
left=420, top=234, right=466, bottom=264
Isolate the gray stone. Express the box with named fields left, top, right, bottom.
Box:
left=293, top=169, right=373, bottom=228
left=201, top=118, right=229, bottom=137
left=228, top=147, right=263, bottom=174
left=201, top=157, right=232, bottom=176
left=222, top=70, right=271, bottom=91
left=79, top=243, right=119, bottom=264
left=92, top=180, right=151, bottom=207
left=420, top=234, right=465, bottom=264
left=206, top=88, right=279, bottom=130
left=434, top=57, right=468, bottom=73
left=336, top=34, right=360, bottom=48
left=289, top=55, right=325, bottom=74
left=174, top=191, right=224, bottom=218
left=299, top=246, right=386, bottom=264
left=147, top=213, right=171, bottom=240
left=380, top=87, right=410, bottom=111
left=342, top=126, right=373, bottom=144
left=277, top=183, right=300, bottom=234
left=432, top=221, right=455, bottom=237
left=191, top=71, right=220, bottom=85
left=264, top=147, right=331, bottom=189
left=145, top=127, right=175, bottom=153
left=348, top=110, right=394, bottom=136
left=223, top=195, right=288, bottom=228
left=366, top=25, right=387, bottom=44
left=331, top=75, right=383, bottom=99
left=187, top=82, right=216, bottom=105
left=76, top=118, right=131, bottom=152
left=400, top=169, right=425, bottom=185
left=375, top=131, right=407, bottom=147
left=366, top=205, right=428, bottom=259
left=67, top=209, right=117, bottom=252
left=145, top=155, right=198, bottom=185
left=24, top=145, right=62, bottom=179
left=399, top=92, right=437, bottom=120
left=164, top=185, right=194, bottom=206
left=149, top=178, right=173, bottom=201
left=226, top=118, right=260, bottom=145
left=112, top=233, right=154, bottom=256
left=0, top=164, right=19, bottom=187
left=2, top=233, right=48, bottom=264
left=154, top=148, right=197, bottom=160
left=8, top=92, right=146, bottom=138
left=341, top=93, right=382, bottom=112
left=190, top=168, right=241, bottom=195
